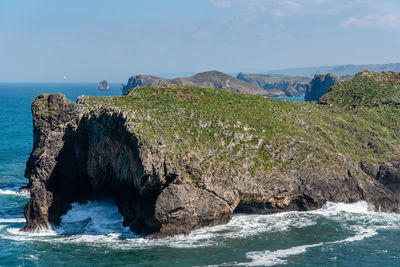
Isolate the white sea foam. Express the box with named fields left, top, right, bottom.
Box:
left=312, top=201, right=374, bottom=216
left=234, top=201, right=400, bottom=266
left=1, top=200, right=400, bottom=258
left=335, top=228, right=377, bottom=243
left=239, top=226, right=379, bottom=267
left=0, top=187, right=30, bottom=197
left=58, top=200, right=132, bottom=236
left=7, top=226, right=57, bottom=237
left=243, top=243, right=322, bottom=266
left=0, top=218, right=26, bottom=223
left=0, top=186, right=30, bottom=197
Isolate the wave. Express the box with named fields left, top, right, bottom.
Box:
left=0, top=218, right=25, bottom=223
left=7, top=227, right=57, bottom=237
left=243, top=243, right=322, bottom=266
left=1, top=200, right=400, bottom=265
left=240, top=227, right=379, bottom=266
left=0, top=187, right=30, bottom=197
left=311, top=201, right=375, bottom=216
left=58, top=199, right=133, bottom=236
left=235, top=201, right=400, bottom=266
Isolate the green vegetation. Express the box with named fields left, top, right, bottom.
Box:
left=320, top=70, right=400, bottom=108
left=82, top=72, right=400, bottom=181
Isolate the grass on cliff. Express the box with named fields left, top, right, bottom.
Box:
left=82, top=74, right=400, bottom=180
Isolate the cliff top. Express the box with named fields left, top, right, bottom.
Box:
left=81, top=72, right=400, bottom=176
left=319, top=70, right=400, bottom=108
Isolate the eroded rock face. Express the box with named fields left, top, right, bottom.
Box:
left=23, top=94, right=88, bottom=230
left=23, top=93, right=399, bottom=237
left=305, top=73, right=339, bottom=101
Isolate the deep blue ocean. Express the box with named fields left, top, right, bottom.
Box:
left=0, top=83, right=400, bottom=266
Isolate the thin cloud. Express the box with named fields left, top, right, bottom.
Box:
left=210, top=0, right=233, bottom=8
left=209, top=0, right=328, bottom=19
left=344, top=15, right=400, bottom=29
left=282, top=1, right=302, bottom=9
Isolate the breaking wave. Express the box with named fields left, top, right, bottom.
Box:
left=0, top=186, right=30, bottom=197
left=1, top=200, right=400, bottom=266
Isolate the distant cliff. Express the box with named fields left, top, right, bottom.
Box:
left=23, top=71, right=400, bottom=238
left=121, top=71, right=272, bottom=96
left=305, top=73, right=339, bottom=101
left=268, top=63, right=400, bottom=77
left=237, top=73, right=311, bottom=97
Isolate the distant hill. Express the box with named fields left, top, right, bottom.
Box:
left=122, top=70, right=274, bottom=96
left=267, top=63, right=400, bottom=77
left=237, top=73, right=311, bottom=97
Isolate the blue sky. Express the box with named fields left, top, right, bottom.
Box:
left=1, top=0, right=399, bottom=82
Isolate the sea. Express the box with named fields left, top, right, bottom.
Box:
left=0, top=83, right=400, bottom=266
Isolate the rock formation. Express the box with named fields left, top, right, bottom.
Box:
left=98, top=80, right=110, bottom=90
left=237, top=73, right=311, bottom=97
left=23, top=72, right=400, bottom=238
left=121, top=70, right=271, bottom=96
left=305, top=73, right=339, bottom=101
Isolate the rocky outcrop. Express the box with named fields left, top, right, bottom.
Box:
left=23, top=79, right=400, bottom=237
left=23, top=93, right=240, bottom=236
left=121, top=71, right=269, bottom=96
left=23, top=94, right=88, bottom=230
left=98, top=80, right=110, bottom=90
left=237, top=73, right=311, bottom=97
left=305, top=73, right=339, bottom=101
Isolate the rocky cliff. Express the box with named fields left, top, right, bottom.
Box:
left=305, top=73, right=339, bottom=101
left=237, top=73, right=311, bottom=97
left=121, top=71, right=271, bottom=96
left=23, top=72, right=400, bottom=237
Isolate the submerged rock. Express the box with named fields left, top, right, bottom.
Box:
left=23, top=73, right=400, bottom=237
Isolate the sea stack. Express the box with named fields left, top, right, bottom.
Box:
left=98, top=80, right=110, bottom=90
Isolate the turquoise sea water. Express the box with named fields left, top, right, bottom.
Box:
left=270, top=96, right=304, bottom=102
left=0, top=84, right=400, bottom=266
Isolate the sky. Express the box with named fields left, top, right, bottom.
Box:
left=0, top=0, right=400, bottom=82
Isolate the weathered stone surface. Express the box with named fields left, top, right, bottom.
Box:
left=22, top=89, right=400, bottom=238
left=23, top=94, right=87, bottom=230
